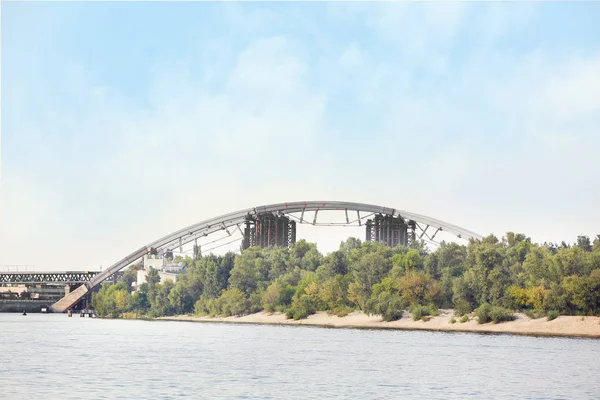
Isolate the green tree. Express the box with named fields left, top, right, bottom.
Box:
left=146, top=267, right=161, bottom=287
left=121, top=267, right=138, bottom=292
left=397, top=271, right=440, bottom=306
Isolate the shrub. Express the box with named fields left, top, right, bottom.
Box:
left=476, top=303, right=492, bottom=323
left=490, top=306, right=516, bottom=323
left=410, top=305, right=437, bottom=321
left=216, top=288, right=250, bottom=317
left=365, top=291, right=406, bottom=322
left=332, top=305, right=354, bottom=318
left=453, top=299, right=472, bottom=316
left=194, top=296, right=216, bottom=316
left=286, top=307, right=309, bottom=320
left=411, top=305, right=425, bottom=321
left=546, top=310, right=560, bottom=321
left=382, top=296, right=405, bottom=322
left=285, top=294, right=317, bottom=320
left=383, top=307, right=404, bottom=322
left=476, top=303, right=515, bottom=324
left=459, top=315, right=469, bottom=323
left=449, top=317, right=456, bottom=324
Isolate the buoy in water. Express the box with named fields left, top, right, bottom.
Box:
left=22, top=310, right=27, bottom=316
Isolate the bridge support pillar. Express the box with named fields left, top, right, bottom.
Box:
left=406, top=220, right=416, bottom=247
left=365, top=214, right=409, bottom=247
left=242, top=213, right=296, bottom=250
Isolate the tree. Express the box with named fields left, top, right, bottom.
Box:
left=228, top=249, right=260, bottom=295
left=397, top=271, right=440, bottom=306
left=121, top=267, right=138, bottom=292
left=577, top=235, right=593, bottom=252
left=169, top=281, right=194, bottom=314
left=352, top=252, right=392, bottom=298
left=593, top=235, right=600, bottom=253
left=146, top=267, right=161, bottom=287
left=149, top=280, right=175, bottom=317
left=88, top=232, right=600, bottom=320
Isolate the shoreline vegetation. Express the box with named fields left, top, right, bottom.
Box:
left=158, top=310, right=600, bottom=338
left=92, top=233, right=600, bottom=339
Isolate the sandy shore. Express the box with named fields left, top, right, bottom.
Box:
left=159, top=310, right=600, bottom=338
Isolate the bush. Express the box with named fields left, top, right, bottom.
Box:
left=383, top=307, right=404, bottom=322
left=476, top=303, right=515, bottom=324
left=449, top=317, right=456, bottom=324
left=197, top=289, right=250, bottom=317
left=453, top=300, right=472, bottom=316
left=459, top=315, right=469, bottom=323
left=332, top=305, right=354, bottom=318
left=194, top=296, right=216, bottom=316
left=490, top=306, right=516, bottom=323
left=546, top=310, right=560, bottom=321
left=286, top=307, right=310, bottom=320
left=365, top=291, right=406, bottom=322
left=285, top=294, right=317, bottom=320
left=411, top=305, right=438, bottom=321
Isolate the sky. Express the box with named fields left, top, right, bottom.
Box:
left=1, top=1, right=599, bottom=271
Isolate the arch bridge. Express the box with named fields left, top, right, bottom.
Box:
left=51, top=201, right=482, bottom=312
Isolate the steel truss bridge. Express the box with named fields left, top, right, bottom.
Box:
left=0, top=271, right=101, bottom=285
left=51, top=201, right=483, bottom=312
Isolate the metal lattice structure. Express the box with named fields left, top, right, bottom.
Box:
left=0, top=271, right=100, bottom=284
left=365, top=214, right=409, bottom=247
left=51, top=201, right=483, bottom=312
left=242, top=213, right=297, bottom=250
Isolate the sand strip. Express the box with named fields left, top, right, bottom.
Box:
left=159, top=310, right=600, bottom=338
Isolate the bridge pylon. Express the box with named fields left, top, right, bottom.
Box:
left=365, top=214, right=414, bottom=247
left=242, top=213, right=296, bottom=250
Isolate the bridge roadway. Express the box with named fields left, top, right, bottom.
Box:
left=0, top=271, right=101, bottom=284
left=50, top=200, right=485, bottom=312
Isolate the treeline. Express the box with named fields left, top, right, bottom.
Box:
left=92, top=233, right=600, bottom=321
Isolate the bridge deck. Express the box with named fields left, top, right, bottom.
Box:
left=0, top=271, right=101, bottom=284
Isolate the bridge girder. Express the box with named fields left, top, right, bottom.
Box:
left=0, top=271, right=101, bottom=285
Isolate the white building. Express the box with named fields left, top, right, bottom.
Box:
left=142, top=255, right=164, bottom=270
left=136, top=268, right=178, bottom=288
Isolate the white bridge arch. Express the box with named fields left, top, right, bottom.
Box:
left=51, top=201, right=483, bottom=312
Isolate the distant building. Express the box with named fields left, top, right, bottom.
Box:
left=136, top=269, right=178, bottom=288
left=163, top=261, right=184, bottom=273
left=142, top=255, right=164, bottom=270
left=135, top=255, right=185, bottom=289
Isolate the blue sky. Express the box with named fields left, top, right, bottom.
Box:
left=2, top=2, right=600, bottom=270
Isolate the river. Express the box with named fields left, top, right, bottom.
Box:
left=1, top=313, right=599, bottom=399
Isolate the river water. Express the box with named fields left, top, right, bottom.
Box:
left=1, top=314, right=599, bottom=399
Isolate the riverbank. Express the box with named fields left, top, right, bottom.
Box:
left=159, top=310, right=600, bottom=338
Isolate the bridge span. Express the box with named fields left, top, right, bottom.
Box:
left=50, top=200, right=484, bottom=312
left=0, top=271, right=101, bottom=284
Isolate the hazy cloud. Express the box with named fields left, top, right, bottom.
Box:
left=1, top=2, right=599, bottom=270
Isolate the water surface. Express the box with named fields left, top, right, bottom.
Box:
left=1, top=314, right=599, bottom=399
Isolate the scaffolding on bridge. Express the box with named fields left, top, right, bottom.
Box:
left=242, top=213, right=297, bottom=250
